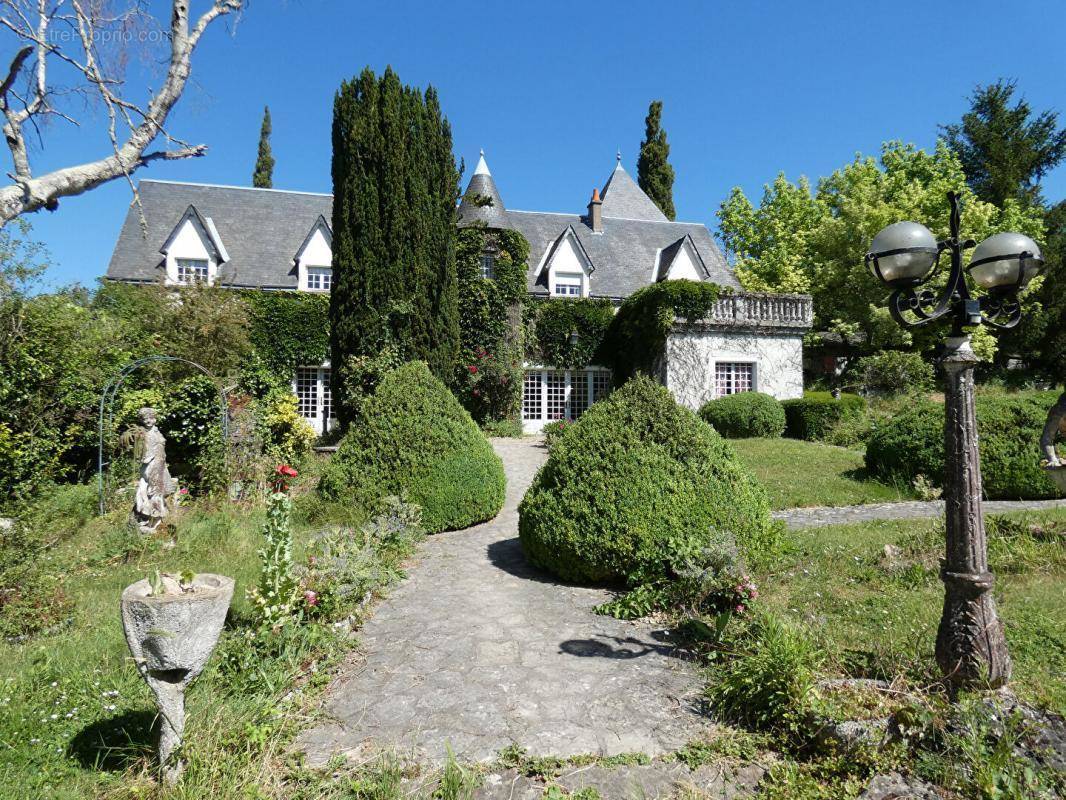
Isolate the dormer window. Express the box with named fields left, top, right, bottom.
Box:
left=553, top=274, right=583, bottom=297
left=539, top=226, right=594, bottom=298
left=480, top=254, right=495, bottom=279
left=176, top=258, right=209, bottom=285
left=305, top=266, right=332, bottom=292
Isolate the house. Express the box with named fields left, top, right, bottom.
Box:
left=105, top=153, right=811, bottom=434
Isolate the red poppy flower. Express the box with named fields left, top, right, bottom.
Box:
left=276, top=464, right=298, bottom=478
left=468, top=365, right=478, bottom=374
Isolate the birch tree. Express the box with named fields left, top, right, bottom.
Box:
left=0, top=0, right=244, bottom=224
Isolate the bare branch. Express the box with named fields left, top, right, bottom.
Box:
left=0, top=44, right=32, bottom=99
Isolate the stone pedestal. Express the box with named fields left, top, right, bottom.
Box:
left=120, top=573, right=234, bottom=783
left=935, top=335, right=1011, bottom=689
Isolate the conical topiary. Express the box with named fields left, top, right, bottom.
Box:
left=519, top=375, right=774, bottom=584
left=318, top=361, right=505, bottom=532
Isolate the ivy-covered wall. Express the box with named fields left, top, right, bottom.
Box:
left=243, top=290, right=331, bottom=378
left=522, top=296, right=614, bottom=369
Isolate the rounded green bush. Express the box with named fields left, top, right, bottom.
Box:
left=865, top=392, right=1062, bottom=500
left=700, top=392, right=786, bottom=438
left=782, top=391, right=866, bottom=441
left=318, top=361, right=506, bottom=532
left=518, top=376, right=774, bottom=585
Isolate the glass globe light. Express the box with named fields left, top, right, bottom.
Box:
left=867, top=221, right=939, bottom=286
left=968, top=232, right=1044, bottom=291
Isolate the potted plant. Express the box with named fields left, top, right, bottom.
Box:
left=120, top=570, right=234, bottom=783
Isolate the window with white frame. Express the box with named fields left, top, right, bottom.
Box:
left=305, top=266, right=332, bottom=291
left=480, top=253, right=495, bottom=279
left=553, top=273, right=583, bottom=297
left=176, top=258, right=209, bottom=285
left=293, top=365, right=336, bottom=434
left=521, top=368, right=612, bottom=426
left=715, top=362, right=754, bottom=397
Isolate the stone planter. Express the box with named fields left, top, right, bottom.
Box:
left=1045, top=466, right=1066, bottom=494
left=120, top=573, right=234, bottom=783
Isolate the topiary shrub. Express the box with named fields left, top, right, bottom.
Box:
left=318, top=361, right=505, bottom=533
left=782, top=392, right=865, bottom=441
left=865, top=392, right=1063, bottom=500
left=518, top=375, right=774, bottom=585
left=700, top=392, right=786, bottom=438
left=855, top=350, right=934, bottom=396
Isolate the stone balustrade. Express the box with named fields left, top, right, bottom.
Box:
left=697, top=291, right=813, bottom=330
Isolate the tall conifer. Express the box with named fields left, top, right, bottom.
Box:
left=252, top=106, right=275, bottom=188
left=330, top=67, right=460, bottom=424
left=637, top=100, right=676, bottom=220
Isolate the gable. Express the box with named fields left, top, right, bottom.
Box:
left=295, top=217, right=332, bottom=266
left=656, top=235, right=707, bottom=282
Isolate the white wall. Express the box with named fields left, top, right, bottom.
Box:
left=662, top=328, right=804, bottom=410
left=296, top=225, right=332, bottom=290
left=662, top=242, right=702, bottom=281
left=164, top=219, right=213, bottom=285
left=546, top=235, right=590, bottom=296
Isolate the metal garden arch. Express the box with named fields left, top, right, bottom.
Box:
left=97, top=356, right=228, bottom=514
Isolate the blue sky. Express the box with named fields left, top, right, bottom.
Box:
left=18, top=0, right=1066, bottom=288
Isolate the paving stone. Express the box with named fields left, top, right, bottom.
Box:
left=773, top=499, right=1066, bottom=530
left=298, top=438, right=711, bottom=767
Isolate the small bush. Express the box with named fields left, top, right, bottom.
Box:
left=481, top=418, right=523, bottom=438
left=541, top=418, right=575, bottom=450
left=518, top=376, right=773, bottom=585
left=782, top=392, right=866, bottom=441
left=855, top=350, right=934, bottom=396
left=700, top=392, right=786, bottom=439
left=865, top=393, right=1062, bottom=500
left=318, top=362, right=505, bottom=533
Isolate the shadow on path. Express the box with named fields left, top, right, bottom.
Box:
left=486, top=536, right=577, bottom=587
left=559, top=634, right=678, bottom=660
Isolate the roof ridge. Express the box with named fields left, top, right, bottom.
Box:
left=140, top=179, right=332, bottom=197
left=509, top=208, right=705, bottom=226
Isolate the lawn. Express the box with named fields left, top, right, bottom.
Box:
left=731, top=437, right=915, bottom=510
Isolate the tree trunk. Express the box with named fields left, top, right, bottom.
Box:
left=935, top=335, right=1012, bottom=690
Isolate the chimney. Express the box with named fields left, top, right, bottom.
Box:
left=587, top=188, right=603, bottom=233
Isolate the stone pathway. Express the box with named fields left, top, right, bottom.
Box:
left=298, top=438, right=711, bottom=768
left=773, top=498, right=1066, bottom=530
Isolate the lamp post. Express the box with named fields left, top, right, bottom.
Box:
left=866, top=191, right=1044, bottom=690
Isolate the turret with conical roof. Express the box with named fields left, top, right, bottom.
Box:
left=599, top=151, right=668, bottom=222
left=458, top=150, right=510, bottom=229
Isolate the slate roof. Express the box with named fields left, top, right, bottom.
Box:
left=457, top=152, right=510, bottom=229
left=106, top=158, right=738, bottom=298
left=106, top=180, right=332, bottom=289
left=655, top=234, right=705, bottom=282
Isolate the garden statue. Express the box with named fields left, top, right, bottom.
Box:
left=1042, top=391, right=1066, bottom=492
left=121, top=571, right=234, bottom=784
left=130, top=407, right=176, bottom=533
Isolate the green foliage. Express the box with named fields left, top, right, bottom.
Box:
left=0, top=517, right=72, bottom=640
left=518, top=376, right=773, bottom=585
left=942, top=80, right=1066, bottom=208
left=855, top=350, right=935, bottom=395
left=716, top=142, right=1046, bottom=353
left=865, top=392, right=1063, bottom=500
left=331, top=67, right=461, bottom=423
left=700, top=392, right=785, bottom=438
left=524, top=296, right=615, bottom=369
left=541, top=418, right=575, bottom=450
left=159, top=375, right=227, bottom=494
left=704, top=612, right=820, bottom=738
left=243, top=290, right=330, bottom=380
left=336, top=344, right=405, bottom=426
left=455, top=225, right=527, bottom=424
left=252, top=105, right=275, bottom=189
left=599, top=280, right=722, bottom=382
left=248, top=490, right=301, bottom=630
left=782, top=391, right=865, bottom=441
left=253, top=389, right=317, bottom=465
left=636, top=99, right=676, bottom=220
left=319, top=362, right=505, bottom=533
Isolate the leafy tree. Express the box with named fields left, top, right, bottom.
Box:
left=717, top=142, right=1044, bottom=358
left=330, top=67, right=461, bottom=425
left=942, top=80, right=1066, bottom=207
left=637, top=100, right=676, bottom=220
left=252, top=106, right=275, bottom=189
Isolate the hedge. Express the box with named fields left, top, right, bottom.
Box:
left=782, top=392, right=865, bottom=441
left=864, top=392, right=1063, bottom=500
left=318, top=361, right=505, bottom=532
left=518, top=375, right=773, bottom=585
left=700, top=392, right=786, bottom=439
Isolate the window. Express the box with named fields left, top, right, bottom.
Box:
left=521, top=368, right=612, bottom=428
left=715, top=362, right=754, bottom=397
left=176, top=258, right=209, bottom=285
left=305, top=266, right=332, bottom=291
left=480, top=254, right=495, bottom=279
left=553, top=279, right=582, bottom=297
left=293, top=366, right=336, bottom=434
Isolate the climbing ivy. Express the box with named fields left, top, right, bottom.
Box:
left=523, top=297, right=615, bottom=369
left=600, top=280, right=723, bottom=382
left=243, top=291, right=330, bottom=379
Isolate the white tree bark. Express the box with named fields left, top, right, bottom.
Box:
left=0, top=0, right=243, bottom=224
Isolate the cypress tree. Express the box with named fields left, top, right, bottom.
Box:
left=330, top=67, right=460, bottom=425
left=252, top=106, right=275, bottom=188
left=637, top=100, right=676, bottom=220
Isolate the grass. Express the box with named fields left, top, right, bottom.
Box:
left=730, top=438, right=915, bottom=510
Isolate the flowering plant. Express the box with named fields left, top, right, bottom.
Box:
left=457, top=347, right=521, bottom=424
left=274, top=463, right=298, bottom=493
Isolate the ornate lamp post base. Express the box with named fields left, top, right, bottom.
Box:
left=935, top=335, right=1012, bottom=689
